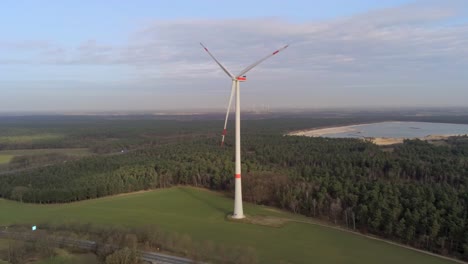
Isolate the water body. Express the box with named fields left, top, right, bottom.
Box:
left=323, top=121, right=468, bottom=138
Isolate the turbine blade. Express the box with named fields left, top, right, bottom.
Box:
left=200, top=43, right=235, bottom=79
left=236, top=44, right=289, bottom=78
left=221, top=81, right=236, bottom=147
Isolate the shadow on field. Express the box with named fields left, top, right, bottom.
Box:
left=179, top=187, right=230, bottom=215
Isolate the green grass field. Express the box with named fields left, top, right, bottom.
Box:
left=0, top=239, right=12, bottom=263
left=37, top=254, right=98, bottom=264
left=36, top=249, right=98, bottom=264
left=0, top=148, right=91, bottom=157
left=0, top=239, right=97, bottom=264
left=0, top=187, right=457, bottom=264
left=0, top=155, right=14, bottom=165
left=0, top=148, right=91, bottom=165
left=0, top=134, right=64, bottom=144
left=0, top=239, right=10, bottom=250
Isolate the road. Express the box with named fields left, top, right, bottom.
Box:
left=0, top=231, right=199, bottom=264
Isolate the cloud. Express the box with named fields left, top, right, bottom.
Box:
left=0, top=40, right=52, bottom=50
left=78, top=3, right=468, bottom=78
left=2, top=1, right=468, bottom=110
left=2, top=2, right=467, bottom=74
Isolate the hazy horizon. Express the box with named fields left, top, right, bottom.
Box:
left=2, top=105, right=468, bottom=116
left=1, top=0, right=468, bottom=112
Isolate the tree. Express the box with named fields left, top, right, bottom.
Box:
left=330, top=198, right=342, bottom=224
left=463, top=244, right=468, bottom=260
left=10, top=186, right=29, bottom=202
left=105, top=247, right=139, bottom=264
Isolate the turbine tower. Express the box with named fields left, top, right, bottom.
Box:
left=201, top=43, right=288, bottom=219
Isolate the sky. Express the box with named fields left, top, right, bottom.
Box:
left=1, top=0, right=468, bottom=112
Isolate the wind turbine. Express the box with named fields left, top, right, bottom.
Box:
left=201, top=43, right=288, bottom=219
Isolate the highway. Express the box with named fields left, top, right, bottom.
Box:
left=0, top=231, right=198, bottom=264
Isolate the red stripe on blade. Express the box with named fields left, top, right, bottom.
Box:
left=235, top=174, right=241, bottom=179
left=273, top=50, right=279, bottom=55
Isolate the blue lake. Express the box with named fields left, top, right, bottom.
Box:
left=324, top=122, right=468, bottom=138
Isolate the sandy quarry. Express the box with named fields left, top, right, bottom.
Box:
left=288, top=125, right=360, bottom=137
left=370, top=135, right=458, bottom=145
left=288, top=125, right=459, bottom=146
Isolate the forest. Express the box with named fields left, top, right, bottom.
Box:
left=0, top=114, right=467, bottom=260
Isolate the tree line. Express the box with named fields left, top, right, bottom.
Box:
left=5, top=222, right=258, bottom=264
left=1, top=115, right=468, bottom=260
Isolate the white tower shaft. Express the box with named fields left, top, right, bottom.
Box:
left=233, top=80, right=244, bottom=218
left=200, top=42, right=288, bottom=220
